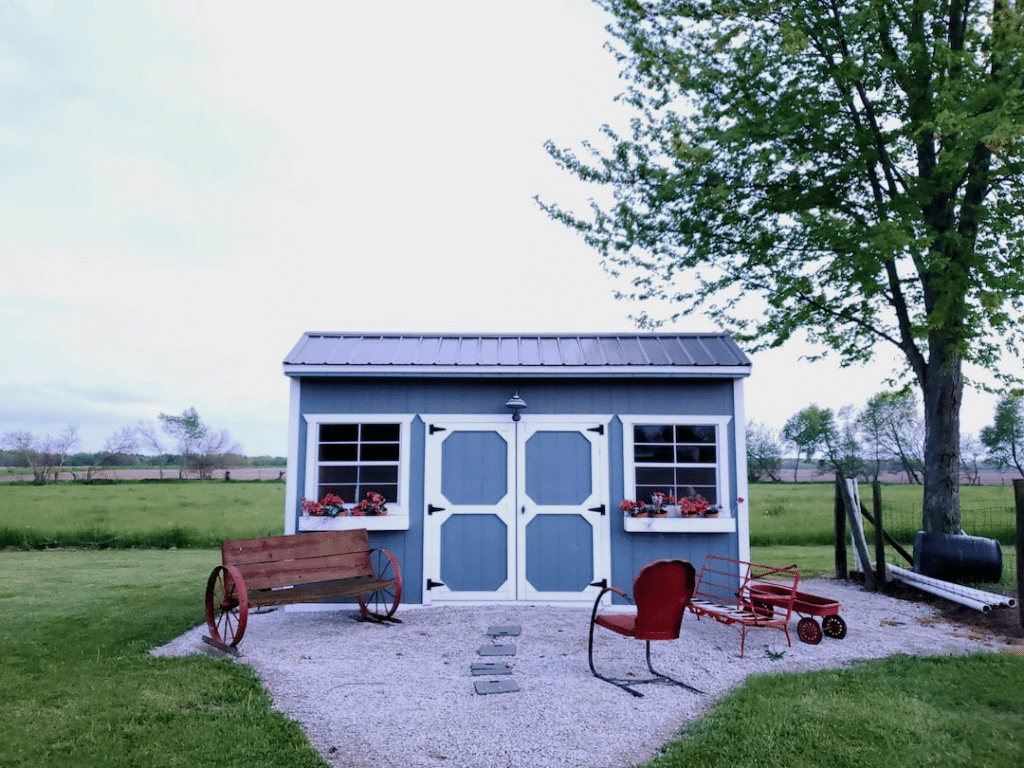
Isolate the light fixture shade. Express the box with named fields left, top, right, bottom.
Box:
left=505, top=392, right=527, bottom=420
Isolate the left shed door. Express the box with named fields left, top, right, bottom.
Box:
left=422, top=420, right=517, bottom=602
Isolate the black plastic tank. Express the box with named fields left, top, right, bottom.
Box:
left=913, top=531, right=1003, bottom=583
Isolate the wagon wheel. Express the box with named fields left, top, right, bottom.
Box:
left=205, top=565, right=249, bottom=647
left=796, top=616, right=822, bottom=644
left=358, top=548, right=403, bottom=620
left=822, top=614, right=847, bottom=640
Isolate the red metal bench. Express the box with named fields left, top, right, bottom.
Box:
left=204, top=528, right=402, bottom=651
left=687, top=556, right=800, bottom=657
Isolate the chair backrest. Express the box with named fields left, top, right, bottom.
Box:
left=632, top=559, right=696, bottom=641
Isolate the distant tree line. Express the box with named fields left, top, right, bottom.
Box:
left=1, top=407, right=284, bottom=484
left=747, top=391, right=1024, bottom=485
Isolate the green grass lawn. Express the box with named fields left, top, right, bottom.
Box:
left=0, top=549, right=328, bottom=768
left=0, top=480, right=285, bottom=548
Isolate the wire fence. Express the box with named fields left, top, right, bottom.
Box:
left=875, top=503, right=1018, bottom=546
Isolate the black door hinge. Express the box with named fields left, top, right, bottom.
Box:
left=588, top=504, right=606, bottom=515
left=426, top=579, right=445, bottom=590
left=428, top=504, right=446, bottom=515
left=587, top=425, right=604, bottom=435
left=589, top=578, right=608, bottom=589
left=429, top=424, right=447, bottom=435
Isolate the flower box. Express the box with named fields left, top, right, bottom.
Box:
left=623, top=515, right=736, bottom=533
left=298, top=514, right=409, bottom=531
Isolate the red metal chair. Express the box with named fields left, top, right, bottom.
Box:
left=588, top=559, right=703, bottom=697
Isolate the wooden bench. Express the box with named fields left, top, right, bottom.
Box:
left=203, top=528, right=402, bottom=651
left=686, top=556, right=800, bottom=658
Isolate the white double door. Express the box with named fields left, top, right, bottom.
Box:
left=423, top=416, right=610, bottom=604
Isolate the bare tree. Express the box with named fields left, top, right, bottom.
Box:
left=859, top=391, right=924, bottom=484
left=136, top=420, right=168, bottom=479
left=745, top=421, right=783, bottom=483
left=1, top=426, right=80, bottom=483
left=191, top=429, right=243, bottom=480
left=83, top=426, right=139, bottom=480
left=960, top=434, right=985, bottom=486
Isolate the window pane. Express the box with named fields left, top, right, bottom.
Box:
left=319, top=466, right=358, bottom=484
left=635, top=445, right=674, bottom=463
left=360, top=443, right=400, bottom=462
left=634, top=425, right=673, bottom=443
left=677, top=467, right=717, bottom=486
left=361, top=423, right=400, bottom=442
left=676, top=445, right=716, bottom=463
left=359, top=466, right=399, bottom=485
left=320, top=424, right=358, bottom=442
left=676, top=425, right=716, bottom=444
left=635, top=467, right=674, bottom=486
left=320, top=444, right=358, bottom=462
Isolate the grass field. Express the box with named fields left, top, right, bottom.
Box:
left=0, top=480, right=285, bottom=548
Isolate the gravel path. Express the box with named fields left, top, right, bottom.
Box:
left=153, top=578, right=1017, bottom=768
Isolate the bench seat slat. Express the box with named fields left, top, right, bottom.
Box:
left=249, top=576, right=395, bottom=607
left=235, top=551, right=375, bottom=591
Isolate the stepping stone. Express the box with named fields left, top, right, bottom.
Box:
left=478, top=643, right=516, bottom=656
left=486, top=624, right=521, bottom=637
left=471, top=662, right=513, bottom=676
left=474, top=679, right=520, bottom=695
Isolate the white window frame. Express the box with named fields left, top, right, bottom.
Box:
left=620, top=415, right=733, bottom=517
left=300, top=414, right=414, bottom=529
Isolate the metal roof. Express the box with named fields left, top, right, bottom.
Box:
left=283, top=333, right=751, bottom=378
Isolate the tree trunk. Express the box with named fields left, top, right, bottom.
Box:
left=920, top=344, right=963, bottom=533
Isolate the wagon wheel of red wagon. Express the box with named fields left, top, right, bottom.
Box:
left=358, top=549, right=403, bottom=620
left=205, top=565, right=249, bottom=647
left=822, top=614, right=847, bottom=640
left=797, top=616, right=822, bottom=644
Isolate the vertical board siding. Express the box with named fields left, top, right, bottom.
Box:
left=295, top=376, right=741, bottom=605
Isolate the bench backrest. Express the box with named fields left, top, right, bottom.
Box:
left=221, top=529, right=374, bottom=591
left=695, top=555, right=800, bottom=617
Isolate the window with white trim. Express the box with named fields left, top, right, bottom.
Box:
left=622, top=417, right=730, bottom=511
left=304, top=416, right=413, bottom=514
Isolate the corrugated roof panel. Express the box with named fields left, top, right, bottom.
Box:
left=436, top=337, right=462, bottom=365
left=597, top=337, right=629, bottom=365
left=579, top=336, right=608, bottom=365
left=661, top=336, right=696, bottom=365
left=478, top=336, right=500, bottom=366
left=539, top=337, right=562, bottom=365
left=557, top=337, right=586, bottom=366
left=283, top=332, right=751, bottom=372
left=637, top=336, right=672, bottom=365
left=519, top=337, right=541, bottom=366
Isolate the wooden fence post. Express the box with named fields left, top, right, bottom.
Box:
left=834, top=477, right=847, bottom=579
left=838, top=473, right=875, bottom=590
left=1014, top=479, right=1024, bottom=635
left=873, top=481, right=886, bottom=589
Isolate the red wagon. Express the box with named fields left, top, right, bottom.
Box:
left=747, top=583, right=846, bottom=645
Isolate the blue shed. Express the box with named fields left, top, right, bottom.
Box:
left=282, top=332, right=752, bottom=606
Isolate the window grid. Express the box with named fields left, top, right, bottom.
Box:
left=632, top=424, right=719, bottom=506
left=316, top=423, right=401, bottom=505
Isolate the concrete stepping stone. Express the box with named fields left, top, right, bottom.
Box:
left=474, top=679, right=520, bottom=695
left=486, top=624, right=521, bottom=637
left=478, top=643, right=516, bottom=656
left=471, top=662, right=513, bottom=676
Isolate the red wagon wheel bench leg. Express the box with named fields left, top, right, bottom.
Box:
left=358, top=548, right=403, bottom=622
left=205, top=564, right=250, bottom=648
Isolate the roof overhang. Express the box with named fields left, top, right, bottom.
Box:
left=283, top=364, right=751, bottom=378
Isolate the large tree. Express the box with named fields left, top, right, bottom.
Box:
left=542, top=0, right=1024, bottom=533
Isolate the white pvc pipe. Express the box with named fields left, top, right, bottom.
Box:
left=886, top=563, right=1015, bottom=612
left=888, top=563, right=1017, bottom=607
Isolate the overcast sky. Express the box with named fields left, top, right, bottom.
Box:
left=1, top=1, right=1011, bottom=456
